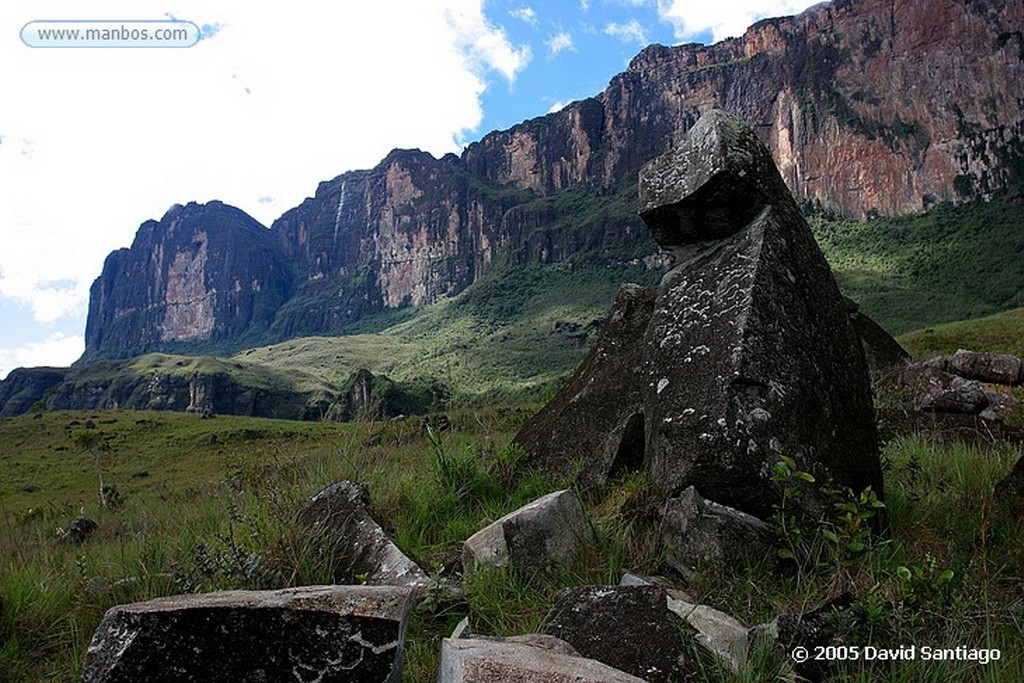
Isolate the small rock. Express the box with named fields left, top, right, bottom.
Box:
left=916, top=375, right=989, bottom=414
left=59, top=516, right=98, bottom=545
left=439, top=637, right=647, bottom=683
left=667, top=595, right=749, bottom=674
left=462, top=489, right=594, bottom=577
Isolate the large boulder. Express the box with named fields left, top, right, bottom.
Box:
left=298, top=481, right=431, bottom=593
left=439, top=637, right=646, bottom=683
left=80, top=585, right=415, bottom=682
left=462, top=489, right=594, bottom=577
left=516, top=110, right=882, bottom=520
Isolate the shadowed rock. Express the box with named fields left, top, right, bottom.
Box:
left=299, top=481, right=431, bottom=593
left=80, top=585, right=415, bottom=682
left=516, top=110, right=882, bottom=520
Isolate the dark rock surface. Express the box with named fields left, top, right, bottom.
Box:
left=844, top=298, right=910, bottom=376
left=517, top=110, right=882, bottom=521
left=661, top=487, right=772, bottom=574
left=59, top=516, right=98, bottom=545
left=80, top=585, right=415, bottom=682
left=948, top=350, right=1023, bottom=386
left=544, top=585, right=691, bottom=682
left=298, top=481, right=432, bottom=593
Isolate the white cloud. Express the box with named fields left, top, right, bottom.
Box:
left=0, top=333, right=84, bottom=379
left=546, top=32, right=575, bottom=57
left=656, top=0, right=822, bottom=43
left=548, top=100, right=568, bottom=113
left=0, top=1, right=530, bottom=356
left=509, top=6, right=538, bottom=26
left=604, top=20, right=649, bottom=47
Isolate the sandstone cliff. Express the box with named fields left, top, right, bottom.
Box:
left=79, top=0, right=1023, bottom=362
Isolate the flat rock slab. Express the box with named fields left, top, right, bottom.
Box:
left=81, top=585, right=415, bottom=682
left=462, top=489, right=594, bottom=576
left=299, top=481, right=431, bottom=592
left=439, top=637, right=647, bottom=683
left=544, top=585, right=690, bottom=682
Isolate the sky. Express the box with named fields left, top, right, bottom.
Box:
left=0, top=0, right=822, bottom=380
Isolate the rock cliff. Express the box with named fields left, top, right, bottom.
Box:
left=79, top=0, right=1023, bottom=361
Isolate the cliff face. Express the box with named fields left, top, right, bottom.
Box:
left=79, top=0, right=1024, bottom=361
left=84, top=202, right=293, bottom=359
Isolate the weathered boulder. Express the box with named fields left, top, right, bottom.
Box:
left=843, top=297, right=910, bottom=376
left=59, top=516, right=98, bottom=545
left=80, top=585, right=415, bottom=682
left=517, top=110, right=882, bottom=520
left=661, top=487, right=772, bottom=575
left=949, top=350, right=1023, bottom=386
left=462, top=489, right=594, bottom=577
left=916, top=375, right=989, bottom=415
left=747, top=593, right=854, bottom=683
left=544, top=585, right=691, bottom=682
left=438, top=637, right=647, bottom=682
left=299, top=481, right=431, bottom=592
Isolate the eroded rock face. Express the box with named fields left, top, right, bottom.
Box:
left=517, top=110, right=882, bottom=520
left=299, top=481, right=432, bottom=593
left=80, top=585, right=415, bottom=682
left=661, top=487, right=772, bottom=574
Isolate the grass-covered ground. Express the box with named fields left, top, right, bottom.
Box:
left=897, top=308, right=1024, bottom=360
left=2, top=408, right=1022, bottom=681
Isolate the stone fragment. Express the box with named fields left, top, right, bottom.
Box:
left=80, top=585, right=415, bottom=682
left=915, top=375, right=989, bottom=414
left=438, top=637, right=647, bottom=683
left=517, top=110, right=882, bottom=520
left=666, top=595, right=749, bottom=674
left=544, top=585, right=690, bottom=682
left=299, top=481, right=431, bottom=592
left=661, top=486, right=772, bottom=574
left=747, top=593, right=854, bottom=682
left=843, top=297, right=910, bottom=376
left=59, top=516, right=98, bottom=545
left=462, top=489, right=594, bottom=576
left=949, top=350, right=1023, bottom=386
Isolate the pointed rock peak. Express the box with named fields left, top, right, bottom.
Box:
left=639, top=109, right=791, bottom=252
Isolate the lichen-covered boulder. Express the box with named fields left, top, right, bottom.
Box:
left=516, top=110, right=883, bottom=520
left=80, top=585, right=415, bottom=682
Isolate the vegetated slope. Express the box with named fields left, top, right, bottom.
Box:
left=897, top=308, right=1024, bottom=360
left=810, top=192, right=1024, bottom=335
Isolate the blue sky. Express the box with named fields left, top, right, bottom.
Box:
left=0, top=1, right=820, bottom=379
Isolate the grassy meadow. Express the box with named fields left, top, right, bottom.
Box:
left=2, top=406, right=1023, bottom=681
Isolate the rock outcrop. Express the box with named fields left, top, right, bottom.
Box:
left=79, top=0, right=1024, bottom=362
left=80, top=585, right=416, bottom=682
left=517, top=110, right=882, bottom=520
left=0, top=367, right=68, bottom=417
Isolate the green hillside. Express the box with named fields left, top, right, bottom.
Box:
left=897, top=308, right=1024, bottom=360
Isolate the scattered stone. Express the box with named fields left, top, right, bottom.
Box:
left=130, top=471, right=149, bottom=479
left=544, top=585, right=691, bottom=682
left=916, top=375, right=989, bottom=415
left=298, top=481, right=431, bottom=593
left=661, top=486, right=772, bottom=575
left=949, top=350, right=1023, bottom=386
left=843, top=297, right=910, bottom=376
left=439, top=637, right=647, bottom=683
left=462, top=489, right=594, bottom=577
left=59, top=516, right=98, bottom=545
left=748, top=593, right=854, bottom=682
left=666, top=595, right=749, bottom=674
left=80, top=585, right=415, bottom=682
